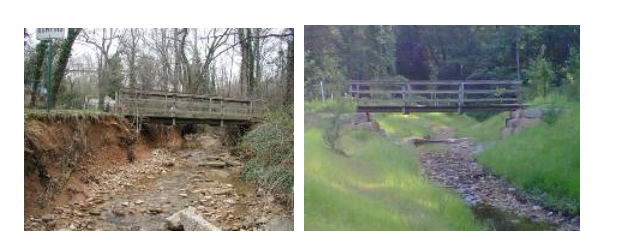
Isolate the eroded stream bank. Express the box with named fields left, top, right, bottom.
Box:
left=414, top=128, right=580, bottom=231
left=24, top=114, right=292, bottom=231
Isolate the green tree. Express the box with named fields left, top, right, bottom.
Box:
left=564, top=47, right=580, bottom=100
left=526, top=45, right=555, bottom=98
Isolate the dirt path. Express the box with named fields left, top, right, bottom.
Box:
left=24, top=132, right=292, bottom=231
left=416, top=127, right=580, bottom=231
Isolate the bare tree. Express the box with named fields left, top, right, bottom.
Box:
left=119, top=28, right=143, bottom=89
left=81, top=28, right=121, bottom=107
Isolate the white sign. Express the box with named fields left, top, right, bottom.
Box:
left=36, top=28, right=66, bottom=40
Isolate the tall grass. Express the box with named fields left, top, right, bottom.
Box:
left=304, top=127, right=484, bottom=230
left=477, top=102, right=580, bottom=213
left=370, top=100, right=580, bottom=214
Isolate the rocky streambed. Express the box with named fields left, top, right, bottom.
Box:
left=24, top=132, right=293, bottom=231
left=414, top=128, right=580, bottom=231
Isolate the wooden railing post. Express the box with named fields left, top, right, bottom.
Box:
left=402, top=83, right=407, bottom=114
left=209, top=97, right=212, bottom=114
left=220, top=99, right=224, bottom=118
left=458, top=82, right=465, bottom=114
left=356, top=82, right=361, bottom=105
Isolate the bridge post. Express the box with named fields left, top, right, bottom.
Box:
left=402, top=83, right=407, bottom=114
left=220, top=99, right=224, bottom=118
left=356, top=82, right=360, bottom=105
left=164, top=93, right=168, bottom=114
left=457, top=82, right=465, bottom=114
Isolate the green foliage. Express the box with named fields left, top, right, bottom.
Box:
left=463, top=111, right=500, bottom=122
left=541, top=108, right=560, bottom=125
left=304, top=99, right=356, bottom=114
left=306, top=25, right=579, bottom=102
left=564, top=47, right=580, bottom=100
left=477, top=102, right=580, bottom=213
left=239, top=109, right=294, bottom=197
left=305, top=128, right=484, bottom=230
left=374, top=112, right=507, bottom=144
left=525, top=45, right=556, bottom=99
left=322, top=100, right=348, bottom=152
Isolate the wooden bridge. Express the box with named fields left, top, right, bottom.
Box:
left=347, top=80, right=523, bottom=114
left=116, top=88, right=263, bottom=127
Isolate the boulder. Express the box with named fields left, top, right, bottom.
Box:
left=502, top=108, right=545, bottom=138
left=262, top=217, right=294, bottom=231
left=41, top=214, right=55, bottom=223
left=166, top=207, right=221, bottom=231
left=521, top=108, right=544, bottom=119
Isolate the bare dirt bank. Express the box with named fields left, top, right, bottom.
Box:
left=24, top=113, right=182, bottom=218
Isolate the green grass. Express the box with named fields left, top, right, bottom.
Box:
left=24, top=108, right=120, bottom=129
left=374, top=112, right=507, bottom=143
left=477, top=102, right=580, bottom=213
left=372, top=100, right=580, bottom=214
left=304, top=127, right=484, bottom=230
left=304, top=98, right=580, bottom=230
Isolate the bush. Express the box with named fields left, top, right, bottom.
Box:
left=238, top=108, right=294, bottom=204
left=322, top=99, right=349, bottom=152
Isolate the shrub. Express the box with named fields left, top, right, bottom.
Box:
left=238, top=108, right=294, bottom=205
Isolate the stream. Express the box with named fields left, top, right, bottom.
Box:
left=414, top=128, right=579, bottom=231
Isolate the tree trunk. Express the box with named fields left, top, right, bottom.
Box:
left=50, top=28, right=82, bottom=108
left=254, top=28, right=262, bottom=97
left=247, top=28, right=255, bottom=98
left=29, top=42, right=48, bottom=107
left=283, top=28, right=294, bottom=107
left=238, top=29, right=248, bottom=97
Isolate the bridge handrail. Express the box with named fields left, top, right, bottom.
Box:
left=116, top=88, right=262, bottom=121
left=347, top=80, right=522, bottom=113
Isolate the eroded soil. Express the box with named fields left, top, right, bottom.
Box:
left=24, top=132, right=292, bottom=231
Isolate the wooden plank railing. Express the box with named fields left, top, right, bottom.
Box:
left=347, top=80, right=522, bottom=112
left=116, top=88, right=263, bottom=122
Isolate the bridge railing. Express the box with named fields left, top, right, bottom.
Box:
left=116, top=88, right=262, bottom=121
left=347, top=80, right=522, bottom=112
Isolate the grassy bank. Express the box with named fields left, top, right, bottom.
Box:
left=372, top=99, right=580, bottom=214
left=374, top=112, right=507, bottom=143
left=476, top=102, right=580, bottom=213
left=304, top=122, right=483, bottom=230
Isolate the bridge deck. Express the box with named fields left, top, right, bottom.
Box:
left=117, top=88, right=262, bottom=125
left=348, top=80, right=523, bottom=113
